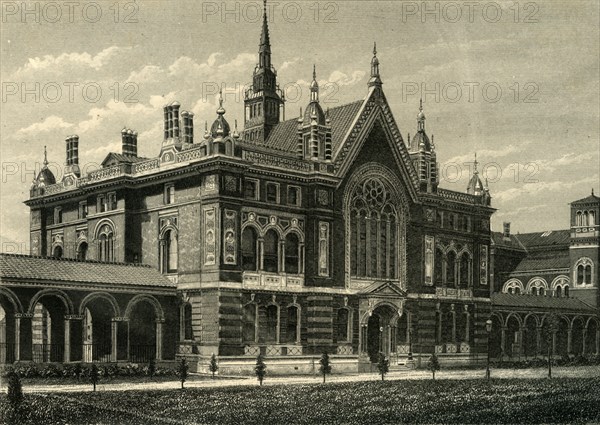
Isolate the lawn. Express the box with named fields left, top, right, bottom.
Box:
left=2, top=378, right=599, bottom=424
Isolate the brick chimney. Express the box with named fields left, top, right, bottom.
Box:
left=181, top=111, right=195, bottom=144
left=65, top=135, right=81, bottom=177
left=503, top=222, right=511, bottom=240
left=121, top=128, right=138, bottom=157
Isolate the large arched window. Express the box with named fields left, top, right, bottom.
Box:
left=575, top=258, right=594, bottom=285
left=285, top=233, right=300, bottom=274
left=503, top=279, right=524, bottom=294
left=349, top=177, right=399, bottom=279
left=97, top=224, right=114, bottom=262
left=242, top=227, right=258, bottom=271
left=263, top=230, right=279, bottom=273
left=160, top=229, right=178, bottom=273
left=576, top=211, right=582, bottom=226
left=528, top=278, right=547, bottom=296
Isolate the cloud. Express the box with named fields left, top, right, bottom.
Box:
left=327, top=70, right=366, bottom=87
left=280, top=57, right=301, bottom=72
left=11, top=46, right=124, bottom=77
left=493, top=175, right=600, bottom=202
left=444, top=144, right=522, bottom=166
left=16, top=115, right=73, bottom=137
left=536, top=153, right=592, bottom=172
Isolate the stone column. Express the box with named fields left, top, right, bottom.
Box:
left=63, top=318, right=71, bottom=363
left=280, top=240, right=286, bottom=273
left=111, top=320, right=118, bottom=362
left=258, top=238, right=264, bottom=271
left=155, top=320, right=163, bottom=361
left=567, top=327, right=573, bottom=355
left=14, top=315, right=21, bottom=362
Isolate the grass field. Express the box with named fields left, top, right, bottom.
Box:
left=2, top=378, right=599, bottom=424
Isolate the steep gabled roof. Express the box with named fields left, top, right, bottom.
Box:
left=262, top=100, right=363, bottom=155
left=491, top=232, right=527, bottom=251
left=491, top=293, right=597, bottom=313
left=0, top=254, right=175, bottom=289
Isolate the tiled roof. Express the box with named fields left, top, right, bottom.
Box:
left=102, top=153, right=149, bottom=165
left=262, top=100, right=364, bottom=155
left=492, top=293, right=597, bottom=313
left=0, top=254, right=175, bottom=289
left=511, top=250, right=570, bottom=273
left=571, top=193, right=600, bottom=205
left=515, top=230, right=571, bottom=249
left=492, top=232, right=526, bottom=251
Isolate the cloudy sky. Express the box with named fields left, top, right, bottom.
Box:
left=1, top=0, right=598, bottom=252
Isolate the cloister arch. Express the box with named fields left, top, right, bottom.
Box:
left=125, top=295, right=165, bottom=361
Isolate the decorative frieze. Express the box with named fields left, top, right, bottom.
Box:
left=223, top=210, right=237, bottom=265
left=480, top=245, right=488, bottom=285
left=318, top=222, right=330, bottom=277
left=243, top=151, right=312, bottom=172
left=424, top=235, right=434, bottom=285
left=204, top=207, right=217, bottom=266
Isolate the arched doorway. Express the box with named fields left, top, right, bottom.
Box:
left=30, top=292, right=71, bottom=363
left=127, top=297, right=161, bottom=362
left=366, top=305, right=397, bottom=363
left=585, top=319, right=599, bottom=355
left=523, top=315, right=538, bottom=358
left=81, top=296, right=116, bottom=362
left=571, top=317, right=585, bottom=356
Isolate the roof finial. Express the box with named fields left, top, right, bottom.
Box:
left=474, top=153, right=479, bottom=173
left=43, top=145, right=48, bottom=167
left=593, top=188, right=595, bottom=196
left=419, top=98, right=423, bottom=112
left=217, top=89, right=225, bottom=115
left=204, top=121, right=209, bottom=140
left=310, top=64, right=319, bottom=102
left=417, top=98, right=425, bottom=130
left=368, top=41, right=382, bottom=88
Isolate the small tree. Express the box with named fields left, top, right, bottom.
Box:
left=255, top=354, right=267, bottom=386
left=6, top=371, right=23, bottom=409
left=427, top=354, right=440, bottom=380
left=148, top=358, right=156, bottom=378
left=319, top=352, right=332, bottom=383
left=90, top=364, right=100, bottom=392
left=74, top=363, right=83, bottom=380
left=178, top=357, right=189, bottom=389
left=209, top=354, right=218, bottom=379
left=377, top=352, right=389, bottom=381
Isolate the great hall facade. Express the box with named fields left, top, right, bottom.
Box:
left=1, top=5, right=598, bottom=373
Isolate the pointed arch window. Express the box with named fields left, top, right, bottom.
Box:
left=446, top=251, right=457, bottom=286
left=459, top=253, right=471, bottom=288
left=349, top=177, right=399, bottom=279
left=77, top=242, right=88, bottom=260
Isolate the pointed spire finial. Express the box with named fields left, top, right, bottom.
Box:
left=368, top=42, right=382, bottom=88
left=419, top=98, right=423, bottom=112
left=593, top=188, right=595, bottom=196
left=474, top=153, right=479, bottom=173
left=313, top=63, right=316, bottom=80
left=43, top=145, right=48, bottom=167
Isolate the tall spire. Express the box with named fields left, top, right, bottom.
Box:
left=310, top=64, right=319, bottom=102
left=259, top=0, right=271, bottom=69
left=368, top=42, right=382, bottom=88
left=417, top=98, right=426, bottom=131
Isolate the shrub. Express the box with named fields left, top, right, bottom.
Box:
left=90, top=364, right=100, bottom=392
left=427, top=354, right=440, bottom=380
left=255, top=355, right=267, bottom=386
left=376, top=353, right=389, bottom=381
left=6, top=371, right=23, bottom=409
left=319, top=352, right=332, bottom=383
left=209, top=354, right=218, bottom=379
left=178, top=358, right=189, bottom=389
left=148, top=358, right=156, bottom=378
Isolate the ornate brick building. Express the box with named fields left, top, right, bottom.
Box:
left=1, top=4, right=597, bottom=373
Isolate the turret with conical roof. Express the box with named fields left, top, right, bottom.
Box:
left=408, top=99, right=438, bottom=193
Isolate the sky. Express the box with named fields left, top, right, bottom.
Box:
left=1, top=0, right=599, bottom=253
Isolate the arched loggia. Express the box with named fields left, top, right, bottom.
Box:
left=125, top=295, right=165, bottom=362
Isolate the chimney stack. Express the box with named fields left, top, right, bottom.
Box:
left=163, top=105, right=169, bottom=140
left=172, top=101, right=181, bottom=139
left=503, top=222, right=511, bottom=240
left=181, top=111, right=195, bottom=144
left=122, top=128, right=138, bottom=157
left=65, top=135, right=79, bottom=166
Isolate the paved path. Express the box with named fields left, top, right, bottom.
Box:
left=4, top=365, right=600, bottom=394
